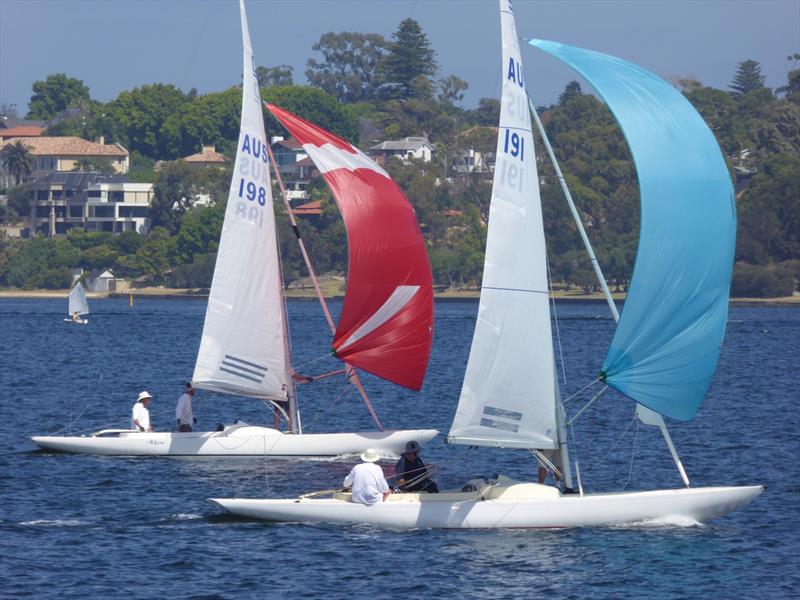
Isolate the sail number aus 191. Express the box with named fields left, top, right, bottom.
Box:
left=503, top=129, right=524, bottom=160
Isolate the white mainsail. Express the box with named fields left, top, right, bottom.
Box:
left=68, top=283, right=89, bottom=316
left=448, top=0, right=559, bottom=449
left=192, top=0, right=290, bottom=400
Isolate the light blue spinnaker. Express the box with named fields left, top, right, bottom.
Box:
left=527, top=39, right=736, bottom=421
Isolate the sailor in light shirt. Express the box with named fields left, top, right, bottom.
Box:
left=131, top=391, right=153, bottom=432
left=175, top=382, right=196, bottom=432
left=343, top=449, right=391, bottom=505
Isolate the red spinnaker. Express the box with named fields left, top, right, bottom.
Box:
left=266, top=104, right=434, bottom=390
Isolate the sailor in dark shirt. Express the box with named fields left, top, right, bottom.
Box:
left=395, top=440, right=439, bottom=493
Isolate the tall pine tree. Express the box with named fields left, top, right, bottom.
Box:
left=377, top=19, right=438, bottom=99
left=729, top=59, right=766, bottom=96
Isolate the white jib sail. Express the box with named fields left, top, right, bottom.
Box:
left=68, top=283, right=89, bottom=316
left=448, top=0, right=559, bottom=449
left=192, top=0, right=290, bottom=400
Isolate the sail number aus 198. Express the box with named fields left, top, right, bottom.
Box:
left=503, top=129, right=524, bottom=160
left=238, top=178, right=267, bottom=206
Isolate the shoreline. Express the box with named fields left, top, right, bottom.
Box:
left=1, top=287, right=798, bottom=305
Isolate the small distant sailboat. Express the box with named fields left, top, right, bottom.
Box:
left=210, top=0, right=763, bottom=527
left=65, top=282, right=89, bottom=325
left=30, top=0, right=436, bottom=457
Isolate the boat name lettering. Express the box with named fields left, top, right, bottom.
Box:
left=503, top=129, right=524, bottom=160
left=507, top=57, right=524, bottom=87
left=240, top=133, right=269, bottom=163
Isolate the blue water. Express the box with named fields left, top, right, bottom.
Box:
left=1, top=298, right=798, bottom=599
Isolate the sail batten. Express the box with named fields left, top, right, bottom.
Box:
left=528, top=39, right=736, bottom=421
left=192, top=1, right=290, bottom=400
left=448, top=0, right=559, bottom=448
left=265, top=104, right=434, bottom=391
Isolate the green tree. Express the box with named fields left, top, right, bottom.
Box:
left=0, top=140, right=35, bottom=185
left=469, top=98, right=500, bottom=126
left=160, top=87, right=241, bottom=159
left=27, top=73, right=91, bottom=120
left=377, top=19, right=438, bottom=100
left=105, top=84, right=189, bottom=159
left=306, top=32, right=389, bottom=102
left=256, top=65, right=294, bottom=87
left=173, top=201, right=226, bottom=265
left=135, top=227, right=175, bottom=284
left=729, top=59, right=766, bottom=97
left=263, top=86, right=360, bottom=142
left=5, top=184, right=31, bottom=221
left=149, top=161, right=199, bottom=233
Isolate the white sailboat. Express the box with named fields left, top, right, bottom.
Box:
left=210, top=0, right=763, bottom=526
left=64, top=282, right=89, bottom=325
left=30, top=0, right=437, bottom=457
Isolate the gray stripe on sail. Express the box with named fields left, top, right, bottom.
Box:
left=224, top=354, right=269, bottom=372
left=480, top=418, right=520, bottom=433
left=219, top=367, right=263, bottom=384
left=483, top=406, right=523, bottom=421
left=221, top=360, right=265, bottom=377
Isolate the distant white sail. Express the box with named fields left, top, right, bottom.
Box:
left=68, top=283, right=89, bottom=316
left=448, top=0, right=559, bottom=449
left=192, top=0, right=290, bottom=400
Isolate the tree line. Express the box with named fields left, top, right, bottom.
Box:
left=1, top=21, right=798, bottom=297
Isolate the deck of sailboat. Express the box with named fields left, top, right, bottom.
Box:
left=30, top=426, right=438, bottom=457
left=210, top=480, right=765, bottom=529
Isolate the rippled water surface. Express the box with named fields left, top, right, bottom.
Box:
left=1, top=298, right=798, bottom=599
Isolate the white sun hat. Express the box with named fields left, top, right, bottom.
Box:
left=137, top=391, right=153, bottom=401
left=360, top=448, right=380, bottom=463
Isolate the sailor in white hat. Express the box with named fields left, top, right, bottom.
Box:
left=131, top=391, right=154, bottom=432
left=343, top=449, right=391, bottom=505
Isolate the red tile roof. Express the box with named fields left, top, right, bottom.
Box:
left=291, top=200, right=322, bottom=216
left=0, top=126, right=44, bottom=139
left=0, top=136, right=128, bottom=157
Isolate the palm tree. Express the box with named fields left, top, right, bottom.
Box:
left=0, top=140, right=35, bottom=185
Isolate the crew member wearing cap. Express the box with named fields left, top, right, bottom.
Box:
left=132, top=391, right=153, bottom=432
left=395, top=440, right=439, bottom=493
left=175, top=382, right=196, bottom=432
left=343, top=449, right=391, bottom=505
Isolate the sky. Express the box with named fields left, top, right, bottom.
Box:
left=1, top=0, right=798, bottom=117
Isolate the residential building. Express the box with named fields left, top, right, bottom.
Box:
left=183, top=145, right=227, bottom=168
left=451, top=147, right=494, bottom=175
left=28, top=172, right=153, bottom=237
left=369, top=137, right=434, bottom=164
left=270, top=136, right=318, bottom=201
left=0, top=125, right=44, bottom=142
left=0, top=136, right=130, bottom=184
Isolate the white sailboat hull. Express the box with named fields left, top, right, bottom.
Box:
left=210, top=481, right=764, bottom=528
left=63, top=318, right=88, bottom=324
left=30, top=425, right=437, bottom=457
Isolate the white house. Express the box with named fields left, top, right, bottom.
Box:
left=369, top=137, right=434, bottom=164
